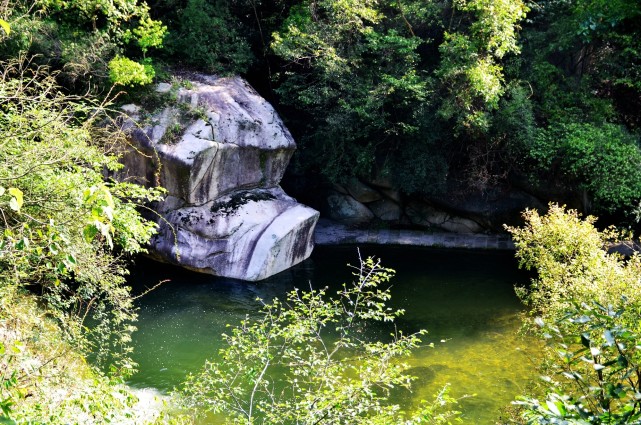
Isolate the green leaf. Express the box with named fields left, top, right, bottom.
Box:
left=83, top=224, right=99, bottom=242
left=604, top=330, right=615, bottom=346
left=14, top=238, right=26, bottom=250
left=57, top=262, right=66, bottom=274
left=9, top=342, right=23, bottom=354
left=546, top=399, right=565, bottom=416
left=581, top=333, right=591, bottom=348
left=0, top=417, right=17, bottom=425
left=617, top=355, right=628, bottom=368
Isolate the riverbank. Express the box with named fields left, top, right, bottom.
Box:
left=313, top=218, right=515, bottom=250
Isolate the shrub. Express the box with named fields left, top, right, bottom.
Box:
left=0, top=59, right=164, bottom=421
left=530, top=122, right=641, bottom=213
left=181, top=255, right=461, bottom=424
left=507, top=204, right=641, bottom=423
left=109, top=55, right=155, bottom=86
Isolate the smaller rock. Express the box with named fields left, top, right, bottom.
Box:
left=156, top=82, right=172, bottom=93
left=369, top=173, right=394, bottom=190
left=608, top=241, right=641, bottom=257
left=346, top=178, right=382, bottom=203
left=326, top=191, right=374, bottom=225
left=121, top=104, right=140, bottom=115
left=369, top=199, right=401, bottom=221
left=407, top=201, right=483, bottom=233
left=380, top=188, right=401, bottom=203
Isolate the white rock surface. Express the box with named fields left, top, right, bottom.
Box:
left=119, top=75, right=319, bottom=281
left=151, top=187, right=318, bottom=281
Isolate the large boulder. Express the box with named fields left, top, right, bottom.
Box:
left=151, top=188, right=317, bottom=281
left=118, top=75, right=319, bottom=281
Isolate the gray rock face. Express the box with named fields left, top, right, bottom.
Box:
left=345, top=178, right=382, bottom=203
left=326, top=190, right=375, bottom=224
left=320, top=176, right=539, bottom=233
left=369, top=199, right=401, bottom=221
left=406, top=201, right=483, bottom=233
left=119, top=75, right=319, bottom=281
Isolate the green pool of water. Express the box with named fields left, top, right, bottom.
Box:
left=127, top=245, right=540, bottom=423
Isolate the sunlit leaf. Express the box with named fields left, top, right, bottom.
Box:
left=604, top=330, right=615, bottom=346
left=0, top=19, right=10, bottom=35
left=8, top=187, right=23, bottom=211
left=546, top=399, right=565, bottom=416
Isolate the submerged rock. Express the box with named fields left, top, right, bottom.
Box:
left=118, top=75, right=319, bottom=281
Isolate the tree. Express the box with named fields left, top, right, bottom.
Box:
left=271, top=0, right=433, bottom=190
left=181, top=255, right=460, bottom=424
left=162, top=0, right=254, bottom=74
left=436, top=0, right=529, bottom=134
left=528, top=122, right=641, bottom=214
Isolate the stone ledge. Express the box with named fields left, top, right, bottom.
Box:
left=313, top=218, right=515, bottom=250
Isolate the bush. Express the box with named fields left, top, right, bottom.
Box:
left=181, top=255, right=460, bottom=424
left=0, top=0, right=165, bottom=89
left=0, top=286, right=142, bottom=424
left=506, top=204, right=641, bottom=423
left=109, top=55, right=155, bottom=86
left=0, top=59, right=165, bottom=420
left=518, top=299, right=641, bottom=424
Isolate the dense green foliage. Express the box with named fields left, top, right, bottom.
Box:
left=0, top=287, right=143, bottom=423
left=162, top=0, right=253, bottom=74
left=265, top=0, right=532, bottom=192
left=0, top=56, right=166, bottom=421
left=0, top=0, right=165, bottom=88
left=507, top=205, right=641, bottom=423
left=141, top=0, right=641, bottom=217
left=182, top=256, right=460, bottom=424
left=4, top=0, right=640, bottom=214
left=530, top=123, right=641, bottom=212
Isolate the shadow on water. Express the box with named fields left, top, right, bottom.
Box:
left=127, top=245, right=540, bottom=424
